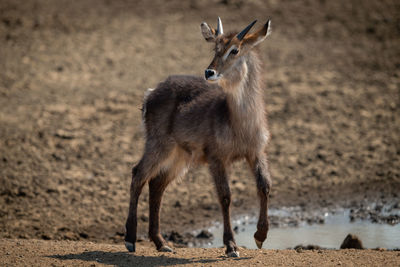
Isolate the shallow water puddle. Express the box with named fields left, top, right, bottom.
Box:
left=201, top=209, right=400, bottom=249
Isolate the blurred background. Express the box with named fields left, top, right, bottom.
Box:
left=0, top=0, right=399, bottom=243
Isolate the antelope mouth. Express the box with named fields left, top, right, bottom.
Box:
left=205, top=74, right=222, bottom=82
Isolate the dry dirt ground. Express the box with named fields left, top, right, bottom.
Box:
left=0, top=0, right=399, bottom=265
left=1, top=239, right=399, bottom=267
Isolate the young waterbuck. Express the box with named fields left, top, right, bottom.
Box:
left=125, top=18, right=272, bottom=257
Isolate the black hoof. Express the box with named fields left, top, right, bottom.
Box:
left=227, top=250, right=240, bottom=257
left=158, top=245, right=173, bottom=252
left=125, top=242, right=135, bottom=252
left=255, top=237, right=263, bottom=249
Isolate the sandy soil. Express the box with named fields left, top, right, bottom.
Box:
left=0, top=0, right=399, bottom=264
left=1, top=239, right=399, bottom=267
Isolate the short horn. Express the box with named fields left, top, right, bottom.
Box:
left=217, top=17, right=223, bottom=36
left=236, top=20, right=257, bottom=40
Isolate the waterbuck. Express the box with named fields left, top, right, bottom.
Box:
left=125, top=18, right=272, bottom=257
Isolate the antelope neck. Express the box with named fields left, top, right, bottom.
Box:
left=221, top=52, right=264, bottom=125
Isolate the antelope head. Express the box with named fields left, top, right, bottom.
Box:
left=201, top=18, right=271, bottom=83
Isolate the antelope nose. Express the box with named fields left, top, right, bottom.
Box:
left=205, top=69, right=216, bottom=80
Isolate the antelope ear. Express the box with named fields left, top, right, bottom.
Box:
left=200, top=22, right=217, bottom=42
left=242, top=20, right=271, bottom=47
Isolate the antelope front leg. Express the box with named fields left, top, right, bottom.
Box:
left=248, top=154, right=272, bottom=249
left=209, top=159, right=239, bottom=257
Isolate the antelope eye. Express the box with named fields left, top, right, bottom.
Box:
left=230, top=49, right=238, bottom=55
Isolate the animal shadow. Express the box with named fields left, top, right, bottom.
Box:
left=48, top=250, right=226, bottom=267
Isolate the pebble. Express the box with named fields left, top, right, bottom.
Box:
left=340, top=234, right=363, bottom=249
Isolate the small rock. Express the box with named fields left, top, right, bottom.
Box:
left=41, top=234, right=51, bottom=240
left=374, top=204, right=383, bottom=212
left=316, top=153, right=326, bottom=161
left=54, top=130, right=74, bottom=140
left=340, top=234, right=364, bottom=249
left=168, top=231, right=184, bottom=243
left=63, top=232, right=77, bottom=240
left=79, top=232, right=89, bottom=239
left=51, top=153, right=64, bottom=161
left=115, top=231, right=124, bottom=236
left=196, top=230, right=213, bottom=239
left=294, top=244, right=322, bottom=251
left=295, top=247, right=303, bottom=253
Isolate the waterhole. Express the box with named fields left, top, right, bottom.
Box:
left=200, top=209, right=400, bottom=249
